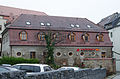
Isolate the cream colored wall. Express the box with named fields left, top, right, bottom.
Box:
left=0, top=16, right=7, bottom=52
left=0, top=16, right=7, bottom=38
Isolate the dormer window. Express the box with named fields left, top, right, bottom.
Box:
left=40, top=22, right=45, bottom=26
left=87, top=25, right=91, bottom=28
left=26, top=21, right=31, bottom=25
left=19, top=31, right=27, bottom=41
left=70, top=24, right=75, bottom=27
left=96, top=33, right=104, bottom=42
left=38, top=32, right=45, bottom=41
left=70, top=24, right=80, bottom=28
left=76, top=24, right=80, bottom=27
left=82, top=33, right=89, bottom=42
left=46, top=23, right=51, bottom=26
left=68, top=32, right=76, bottom=41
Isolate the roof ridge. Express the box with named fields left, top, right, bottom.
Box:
left=21, top=14, right=85, bottom=20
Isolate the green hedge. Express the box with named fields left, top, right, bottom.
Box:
left=0, top=57, right=39, bottom=65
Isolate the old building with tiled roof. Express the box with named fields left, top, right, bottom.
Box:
left=2, top=14, right=115, bottom=73
left=0, top=5, right=47, bottom=56
left=98, top=12, right=120, bottom=72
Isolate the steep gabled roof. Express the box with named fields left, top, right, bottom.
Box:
left=0, top=5, right=47, bottom=16
left=8, top=14, right=107, bottom=32
left=98, top=12, right=119, bottom=27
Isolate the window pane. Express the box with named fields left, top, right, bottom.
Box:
left=101, top=52, right=106, bottom=58
left=20, top=65, right=40, bottom=72
left=20, top=31, right=27, bottom=40
left=30, top=52, right=36, bottom=58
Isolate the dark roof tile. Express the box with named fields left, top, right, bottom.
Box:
left=9, top=14, right=107, bottom=32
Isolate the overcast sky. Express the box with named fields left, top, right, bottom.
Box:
left=0, top=0, right=119, bottom=23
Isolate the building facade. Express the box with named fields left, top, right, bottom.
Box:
left=98, top=12, right=120, bottom=72
left=2, top=14, right=115, bottom=73
left=0, top=5, right=47, bottom=56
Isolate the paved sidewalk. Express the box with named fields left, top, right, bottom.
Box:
left=105, top=73, right=120, bottom=79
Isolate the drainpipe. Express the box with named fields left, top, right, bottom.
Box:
left=1, top=38, right=2, bottom=57
left=10, top=45, right=12, bottom=57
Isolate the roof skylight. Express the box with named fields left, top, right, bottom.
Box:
left=70, top=24, right=75, bottom=27
left=40, top=22, right=45, bottom=26
left=46, top=23, right=51, bottom=26
left=87, top=25, right=91, bottom=28
left=76, top=24, right=80, bottom=27
left=26, top=21, right=31, bottom=25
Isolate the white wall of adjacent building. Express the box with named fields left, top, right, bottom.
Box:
left=0, top=16, right=7, bottom=38
left=0, top=16, right=7, bottom=54
left=109, top=26, right=120, bottom=72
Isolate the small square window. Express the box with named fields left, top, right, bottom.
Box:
left=101, top=52, right=106, bottom=58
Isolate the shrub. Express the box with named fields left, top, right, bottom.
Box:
left=0, top=57, right=39, bottom=65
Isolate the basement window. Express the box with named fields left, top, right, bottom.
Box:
left=68, top=52, right=73, bottom=57
left=16, top=52, right=22, bottom=57
left=101, top=52, right=106, bottom=58
left=56, top=52, right=62, bottom=57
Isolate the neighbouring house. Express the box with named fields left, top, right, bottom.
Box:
left=98, top=12, right=120, bottom=72
left=0, top=5, right=47, bottom=56
left=2, top=14, right=115, bottom=74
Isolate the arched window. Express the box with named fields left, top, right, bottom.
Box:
left=68, top=32, right=76, bottom=41
left=53, top=32, right=61, bottom=40
left=19, top=31, right=27, bottom=40
left=96, top=33, right=104, bottom=42
left=38, top=32, right=45, bottom=41
left=82, top=33, right=89, bottom=42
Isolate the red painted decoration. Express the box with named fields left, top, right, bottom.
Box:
left=77, top=49, right=79, bottom=51
left=96, top=49, right=99, bottom=51
left=80, top=48, right=98, bottom=51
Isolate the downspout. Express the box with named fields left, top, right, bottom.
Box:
left=10, top=45, right=12, bottom=57
left=1, top=35, right=3, bottom=57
